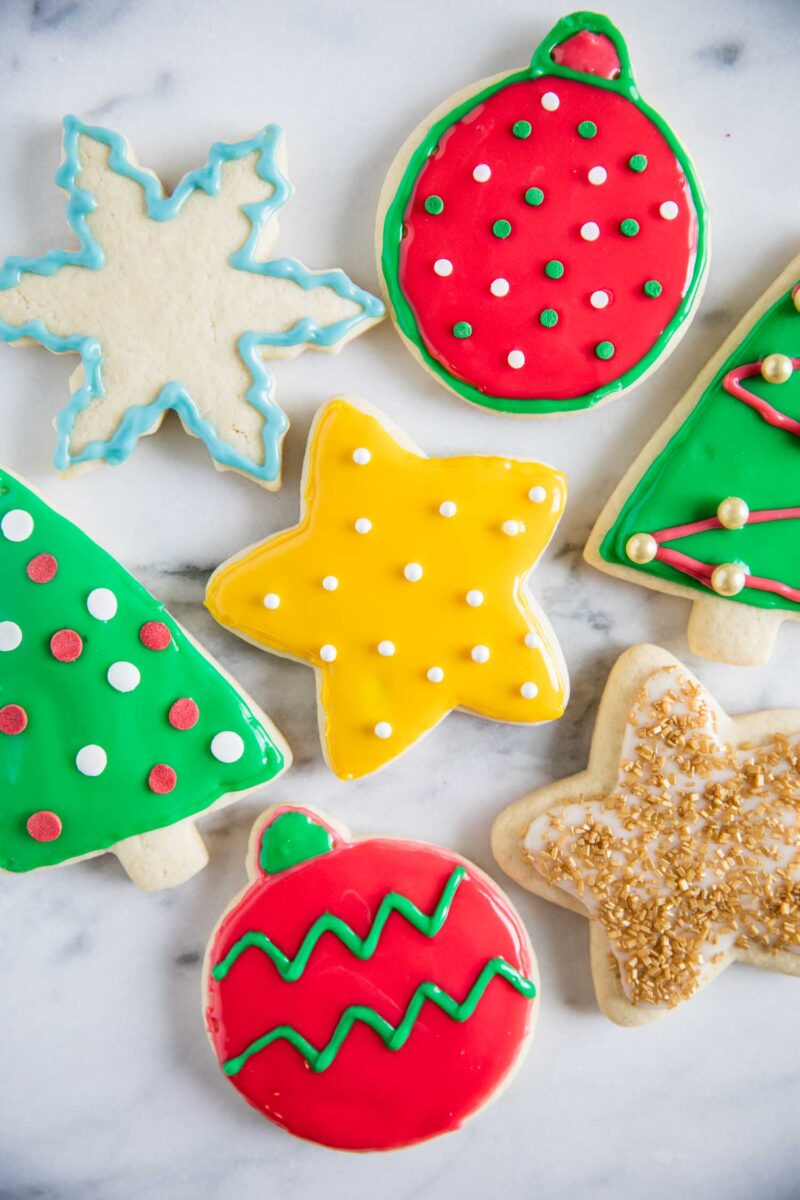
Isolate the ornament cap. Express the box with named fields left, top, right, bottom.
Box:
left=531, top=12, right=635, bottom=92
left=257, top=807, right=337, bottom=875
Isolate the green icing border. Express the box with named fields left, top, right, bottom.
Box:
left=380, top=10, right=709, bottom=415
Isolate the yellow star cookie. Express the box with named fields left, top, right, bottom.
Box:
left=493, top=644, right=800, bottom=1025
left=206, top=397, right=568, bottom=779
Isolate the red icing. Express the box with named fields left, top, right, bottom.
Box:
left=551, top=30, right=622, bottom=79
left=724, top=359, right=800, bottom=437
left=50, top=629, right=83, bottom=662
left=26, top=553, right=58, bottom=583
left=140, top=621, right=171, bottom=651
left=148, top=763, right=177, bottom=794
left=26, top=811, right=62, bottom=842
left=399, top=75, right=699, bottom=401
left=0, top=703, right=28, bottom=735
left=205, top=810, right=535, bottom=1152
left=169, top=698, right=200, bottom=730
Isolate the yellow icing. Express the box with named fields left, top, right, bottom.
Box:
left=206, top=397, right=568, bottom=779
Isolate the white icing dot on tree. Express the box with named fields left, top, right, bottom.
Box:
left=507, top=349, right=525, bottom=369
left=580, top=221, right=600, bottom=241
left=528, top=486, right=547, bottom=504
left=660, top=200, right=679, bottom=220
left=211, top=730, right=245, bottom=763
left=378, top=640, right=396, bottom=657
left=502, top=519, right=522, bottom=536
left=322, top=575, right=339, bottom=591
left=76, top=744, right=107, bottom=777
left=354, top=518, right=372, bottom=534
left=1, top=509, right=34, bottom=542
left=107, top=661, right=141, bottom=692
left=524, top=631, right=541, bottom=649
left=427, top=666, right=445, bottom=683
left=471, top=645, right=490, bottom=663
left=590, top=290, right=610, bottom=309
left=320, top=644, right=337, bottom=662
left=263, top=592, right=280, bottom=609
left=87, top=587, right=118, bottom=621
left=439, top=501, right=457, bottom=517
left=490, top=278, right=510, bottom=297
left=587, top=166, right=607, bottom=185
left=541, top=91, right=560, bottom=111
left=520, top=681, right=539, bottom=700
left=433, top=259, right=453, bottom=277
left=466, top=589, right=484, bottom=607
left=374, top=721, right=393, bottom=739
left=0, top=621, right=22, bottom=651
left=472, top=163, right=491, bottom=182
left=352, top=447, right=371, bottom=465
left=404, top=562, right=423, bottom=582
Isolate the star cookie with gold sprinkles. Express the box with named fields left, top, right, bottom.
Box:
left=493, top=643, right=800, bottom=1025
left=206, top=396, right=568, bottom=779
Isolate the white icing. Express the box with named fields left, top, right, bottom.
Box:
left=1, top=509, right=33, bottom=542
left=502, top=519, right=521, bottom=536
left=524, top=631, right=541, bottom=649
left=471, top=645, right=490, bottom=663
left=507, top=349, right=525, bottom=369
left=263, top=593, right=280, bottom=609
left=528, top=486, right=546, bottom=504
left=427, top=667, right=444, bottom=683
left=466, top=589, right=484, bottom=607
left=0, top=621, right=22, bottom=651
left=472, top=163, right=491, bottom=182
left=211, top=730, right=245, bottom=763
left=107, top=661, right=141, bottom=692
left=520, top=682, right=539, bottom=699
left=541, top=91, right=560, bottom=111
left=403, top=562, right=423, bottom=582
left=352, top=447, right=371, bottom=465
left=374, top=721, right=392, bottom=739
left=439, top=501, right=457, bottom=518
left=86, top=587, right=118, bottom=621
left=320, top=644, right=337, bottom=662
left=490, top=278, right=510, bottom=297
left=378, top=640, right=396, bottom=657
left=587, top=166, right=607, bottom=185
left=660, top=200, right=679, bottom=220
left=322, top=575, right=339, bottom=591
left=580, top=221, right=600, bottom=241
left=354, top=518, right=372, bottom=534
left=76, top=744, right=107, bottom=777
left=590, top=290, right=610, bottom=309
left=433, top=258, right=453, bottom=277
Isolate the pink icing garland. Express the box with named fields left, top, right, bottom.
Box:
left=723, top=358, right=800, bottom=437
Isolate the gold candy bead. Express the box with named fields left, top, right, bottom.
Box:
left=760, top=353, right=794, bottom=385
left=717, top=496, right=749, bottom=530
left=625, top=532, right=658, bottom=564
left=710, top=562, right=746, bottom=597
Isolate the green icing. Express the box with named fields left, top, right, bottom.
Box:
left=644, top=279, right=663, bottom=297
left=424, top=195, right=444, bottom=215
left=596, top=341, right=616, bottom=360
left=620, top=218, right=640, bottom=237
left=544, top=259, right=564, bottom=279
left=260, top=810, right=333, bottom=874
left=629, top=153, right=648, bottom=172
left=453, top=320, right=473, bottom=338
left=577, top=120, right=597, bottom=139
left=492, top=219, right=512, bottom=239
left=599, top=281, right=800, bottom=612
left=512, top=120, right=532, bottom=139
left=540, top=308, right=559, bottom=328
left=0, top=472, right=286, bottom=871
left=524, top=187, right=544, bottom=207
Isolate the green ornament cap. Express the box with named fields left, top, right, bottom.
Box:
left=258, top=808, right=335, bottom=874
left=424, top=195, right=444, bottom=215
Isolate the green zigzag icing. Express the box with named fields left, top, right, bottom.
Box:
left=221, top=957, right=536, bottom=1075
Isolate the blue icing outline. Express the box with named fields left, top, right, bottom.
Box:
left=0, top=116, right=384, bottom=484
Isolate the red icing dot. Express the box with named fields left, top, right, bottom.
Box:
left=148, top=763, right=177, bottom=794
left=50, top=629, right=83, bottom=662
left=169, top=698, right=199, bottom=730
left=0, top=704, right=27, bottom=734
left=140, top=621, right=171, bottom=651
left=27, top=553, right=58, bottom=583
left=26, top=810, right=62, bottom=842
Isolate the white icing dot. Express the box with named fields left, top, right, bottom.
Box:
left=502, top=520, right=522, bottom=536
left=0, top=621, right=22, bottom=651
left=590, top=290, right=610, bottom=310
left=76, top=744, right=107, bottom=777
left=374, top=721, right=393, bottom=739
left=490, top=277, right=510, bottom=297
left=541, top=90, right=560, bottom=111
left=471, top=645, right=490, bottom=664
left=520, top=681, right=539, bottom=700
left=466, top=589, right=484, bottom=607
left=378, top=640, right=396, bottom=657
left=660, top=200, right=679, bottom=220
left=86, top=587, right=117, bottom=621
left=427, top=667, right=445, bottom=684
left=580, top=221, right=600, bottom=241
left=320, top=644, right=338, bottom=662
left=211, top=731, right=244, bottom=764
left=404, top=562, right=423, bottom=582
left=353, top=447, right=371, bottom=465
left=322, top=575, right=339, bottom=591
left=472, top=163, right=491, bottom=182
left=508, top=349, right=525, bottom=369
left=433, top=258, right=453, bottom=277
left=528, top=486, right=547, bottom=504
left=524, top=631, right=541, bottom=649
left=263, top=593, right=280, bottom=609
left=587, top=166, right=607, bottom=186
left=1, top=509, right=33, bottom=542
left=354, top=518, right=372, bottom=535
left=107, top=661, right=140, bottom=693
left=439, top=501, right=457, bottom=518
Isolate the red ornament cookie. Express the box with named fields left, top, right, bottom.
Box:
left=204, top=806, right=538, bottom=1151
left=378, top=11, right=708, bottom=414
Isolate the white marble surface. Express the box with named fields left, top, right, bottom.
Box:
left=2, top=0, right=800, bottom=1195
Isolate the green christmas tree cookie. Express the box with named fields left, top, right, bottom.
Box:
left=0, top=470, right=290, bottom=889
left=586, top=255, right=800, bottom=665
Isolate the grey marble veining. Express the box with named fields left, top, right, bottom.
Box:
left=2, top=1, right=800, bottom=1196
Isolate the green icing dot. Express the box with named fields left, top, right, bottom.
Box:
left=577, top=120, right=597, bottom=139
left=644, top=279, right=663, bottom=297
left=629, top=154, right=648, bottom=173
left=544, top=260, right=565, bottom=280
left=620, top=218, right=640, bottom=237
left=492, top=219, right=512, bottom=239
left=540, top=308, right=559, bottom=328
left=524, top=187, right=544, bottom=207
left=595, top=341, right=615, bottom=360
left=512, top=120, right=532, bottom=139
left=261, top=811, right=334, bottom=874
left=424, top=195, right=444, bottom=215
left=453, top=321, right=472, bottom=339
